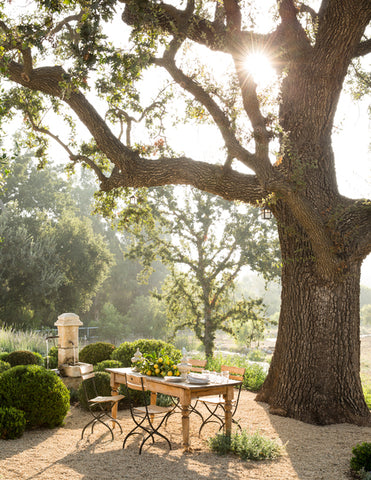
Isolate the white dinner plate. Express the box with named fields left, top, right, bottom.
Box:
left=164, top=376, right=183, bottom=382
left=186, top=374, right=210, bottom=385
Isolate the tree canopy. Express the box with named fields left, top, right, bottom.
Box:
left=0, top=0, right=370, bottom=426
left=125, top=185, right=280, bottom=357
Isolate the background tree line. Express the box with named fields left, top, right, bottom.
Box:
left=0, top=145, right=287, bottom=352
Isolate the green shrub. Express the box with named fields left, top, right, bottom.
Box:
left=112, top=339, right=181, bottom=367
left=0, top=360, right=11, bottom=374
left=0, top=365, right=70, bottom=428
left=0, top=406, right=26, bottom=440
left=209, top=429, right=282, bottom=461
left=0, top=352, right=9, bottom=361
left=358, top=469, right=371, bottom=480
left=5, top=350, right=44, bottom=367
left=79, top=342, right=116, bottom=365
left=68, top=387, right=79, bottom=405
left=243, top=363, right=267, bottom=392
left=363, top=382, right=371, bottom=410
left=0, top=406, right=26, bottom=439
left=45, top=346, right=58, bottom=369
left=94, top=359, right=123, bottom=372
left=350, top=442, right=371, bottom=473
left=247, top=349, right=267, bottom=362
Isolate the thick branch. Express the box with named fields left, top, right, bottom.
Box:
left=354, top=38, right=371, bottom=58
left=154, top=53, right=255, bottom=169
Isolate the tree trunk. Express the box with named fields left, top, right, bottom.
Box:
left=256, top=225, right=371, bottom=426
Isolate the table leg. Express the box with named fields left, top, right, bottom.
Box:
left=224, top=387, right=234, bottom=436
left=110, top=377, right=119, bottom=428
left=181, top=403, right=191, bottom=451
left=150, top=392, right=157, bottom=422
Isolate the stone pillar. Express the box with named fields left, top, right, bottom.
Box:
left=54, top=313, right=83, bottom=368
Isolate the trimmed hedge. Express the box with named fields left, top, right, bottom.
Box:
left=79, top=342, right=116, bottom=365
left=5, top=350, right=44, bottom=367
left=94, top=359, right=123, bottom=372
left=0, top=360, right=11, bottom=374
left=0, top=365, right=70, bottom=428
left=112, top=339, right=181, bottom=367
left=0, top=406, right=26, bottom=439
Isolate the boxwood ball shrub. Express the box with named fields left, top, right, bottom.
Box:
left=0, top=352, right=9, bottom=361
left=0, top=406, right=26, bottom=439
left=350, top=442, right=371, bottom=473
left=94, top=359, right=123, bottom=372
left=0, top=365, right=70, bottom=428
left=0, top=360, right=11, bottom=374
left=112, top=339, right=181, bottom=367
left=79, top=342, right=116, bottom=365
left=5, top=350, right=44, bottom=367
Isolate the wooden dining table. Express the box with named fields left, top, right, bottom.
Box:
left=106, top=367, right=242, bottom=451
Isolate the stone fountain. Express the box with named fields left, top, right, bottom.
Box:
left=54, top=313, right=93, bottom=378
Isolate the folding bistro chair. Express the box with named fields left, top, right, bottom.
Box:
left=80, top=372, right=125, bottom=441
left=198, top=365, right=245, bottom=436
left=123, top=372, right=173, bottom=454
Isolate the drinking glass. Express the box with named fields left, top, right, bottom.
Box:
left=202, top=369, right=210, bottom=380
left=222, top=370, right=229, bottom=382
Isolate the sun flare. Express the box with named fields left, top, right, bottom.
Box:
left=245, top=53, right=276, bottom=87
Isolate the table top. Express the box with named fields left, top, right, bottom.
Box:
left=106, top=367, right=242, bottom=391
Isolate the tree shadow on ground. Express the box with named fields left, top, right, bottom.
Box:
left=260, top=398, right=371, bottom=480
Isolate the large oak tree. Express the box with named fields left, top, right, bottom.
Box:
left=0, top=0, right=370, bottom=426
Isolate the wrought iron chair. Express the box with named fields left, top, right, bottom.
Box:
left=198, top=365, right=245, bottom=436
left=80, top=372, right=125, bottom=441
left=123, top=372, right=173, bottom=454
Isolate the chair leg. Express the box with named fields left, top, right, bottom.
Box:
left=198, top=403, right=224, bottom=436
left=82, top=410, right=122, bottom=441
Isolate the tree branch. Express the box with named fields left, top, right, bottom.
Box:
left=154, top=41, right=258, bottom=171
left=354, top=38, right=371, bottom=57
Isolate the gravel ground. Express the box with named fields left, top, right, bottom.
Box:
left=1, top=390, right=371, bottom=480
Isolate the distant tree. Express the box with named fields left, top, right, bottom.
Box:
left=122, top=295, right=167, bottom=340
left=0, top=204, right=64, bottom=328
left=89, top=302, right=127, bottom=344
left=0, top=153, right=114, bottom=327
left=126, top=186, right=280, bottom=357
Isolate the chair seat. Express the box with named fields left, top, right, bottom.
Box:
left=198, top=395, right=237, bottom=405
left=89, top=394, right=125, bottom=404
left=133, top=405, right=173, bottom=415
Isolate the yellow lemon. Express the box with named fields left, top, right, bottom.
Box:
left=146, top=370, right=152, bottom=376
left=167, top=371, right=173, bottom=376
left=154, top=364, right=158, bottom=369
left=155, top=368, right=160, bottom=374
left=175, top=371, right=180, bottom=376
left=172, top=365, right=177, bottom=369
left=158, top=358, right=163, bottom=363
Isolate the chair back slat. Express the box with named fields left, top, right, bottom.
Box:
left=189, top=359, right=207, bottom=373
left=221, top=365, right=245, bottom=381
